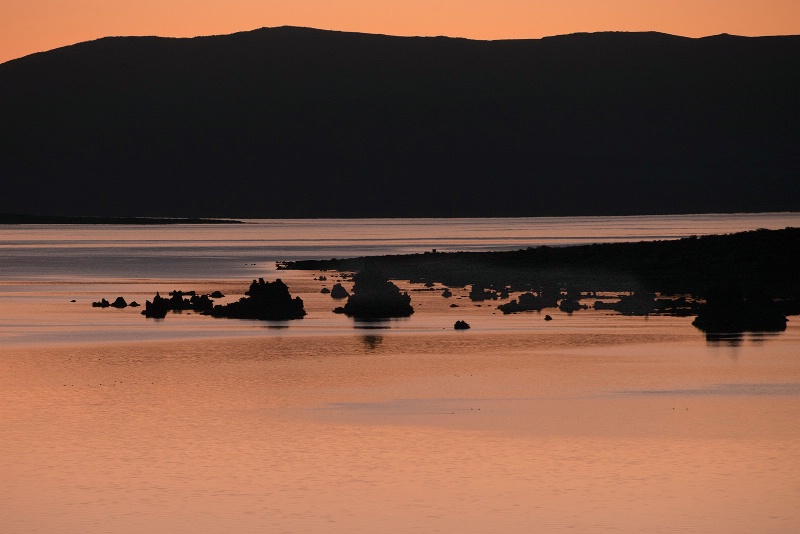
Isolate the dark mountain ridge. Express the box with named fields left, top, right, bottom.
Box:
left=2, top=27, right=799, bottom=217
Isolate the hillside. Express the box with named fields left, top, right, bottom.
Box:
left=1, top=27, right=799, bottom=217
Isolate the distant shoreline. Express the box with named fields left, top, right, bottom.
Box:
left=0, top=214, right=244, bottom=225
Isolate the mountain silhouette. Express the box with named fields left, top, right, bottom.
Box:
left=1, top=27, right=798, bottom=217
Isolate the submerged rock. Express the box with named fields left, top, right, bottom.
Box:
left=210, top=278, right=306, bottom=320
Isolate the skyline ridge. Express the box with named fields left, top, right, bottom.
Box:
left=6, top=25, right=800, bottom=65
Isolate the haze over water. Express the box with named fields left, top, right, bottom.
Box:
left=2, top=213, right=799, bottom=533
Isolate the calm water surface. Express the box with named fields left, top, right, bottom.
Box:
left=1, top=214, right=799, bottom=533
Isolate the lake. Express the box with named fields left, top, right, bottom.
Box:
left=2, top=213, right=799, bottom=533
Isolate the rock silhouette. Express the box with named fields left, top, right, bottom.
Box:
left=498, top=292, right=545, bottom=314
left=454, top=320, right=471, bottom=330
left=341, top=271, right=413, bottom=319
left=140, top=291, right=214, bottom=317
left=330, top=283, right=350, bottom=299
left=692, top=285, right=787, bottom=333
left=210, top=278, right=306, bottom=320
left=142, top=293, right=170, bottom=318
left=469, top=285, right=498, bottom=302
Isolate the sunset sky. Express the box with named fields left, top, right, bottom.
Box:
left=2, top=0, right=799, bottom=64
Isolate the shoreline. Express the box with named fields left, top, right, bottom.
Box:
left=0, top=213, right=244, bottom=225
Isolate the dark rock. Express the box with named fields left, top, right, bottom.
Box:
left=142, top=293, right=169, bottom=318
left=559, top=287, right=586, bottom=313
left=321, top=287, right=331, bottom=294
left=210, top=291, right=225, bottom=299
left=70, top=299, right=76, bottom=303
left=330, top=283, right=350, bottom=299
left=693, top=286, right=787, bottom=333
left=129, top=301, right=140, bottom=307
left=559, top=299, right=585, bottom=313
left=442, top=288, right=453, bottom=298
left=595, top=291, right=657, bottom=315
left=333, top=306, right=346, bottom=314
left=454, top=320, right=471, bottom=330
left=110, top=296, right=128, bottom=308
left=341, top=270, right=413, bottom=319
left=139, top=289, right=216, bottom=317
left=189, top=294, right=214, bottom=313
left=539, top=285, right=562, bottom=308
left=209, top=278, right=306, bottom=320
left=450, top=303, right=459, bottom=307
left=92, top=298, right=110, bottom=308
left=469, top=285, right=498, bottom=302
left=498, top=292, right=545, bottom=314
left=544, top=314, right=553, bottom=321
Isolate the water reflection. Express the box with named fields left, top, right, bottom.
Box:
left=748, top=331, right=783, bottom=344
left=362, top=335, right=383, bottom=351
left=705, top=331, right=784, bottom=346
left=705, top=333, right=745, bottom=346
left=353, top=319, right=392, bottom=329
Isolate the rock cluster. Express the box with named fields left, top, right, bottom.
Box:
left=141, top=292, right=214, bottom=318
left=92, top=297, right=139, bottom=308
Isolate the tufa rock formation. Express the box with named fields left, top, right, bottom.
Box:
left=210, top=278, right=306, bottom=320
left=341, top=270, right=413, bottom=319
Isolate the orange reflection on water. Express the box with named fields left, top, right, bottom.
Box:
left=2, top=321, right=799, bottom=533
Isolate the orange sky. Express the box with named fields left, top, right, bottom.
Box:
left=2, top=0, right=799, bottom=64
